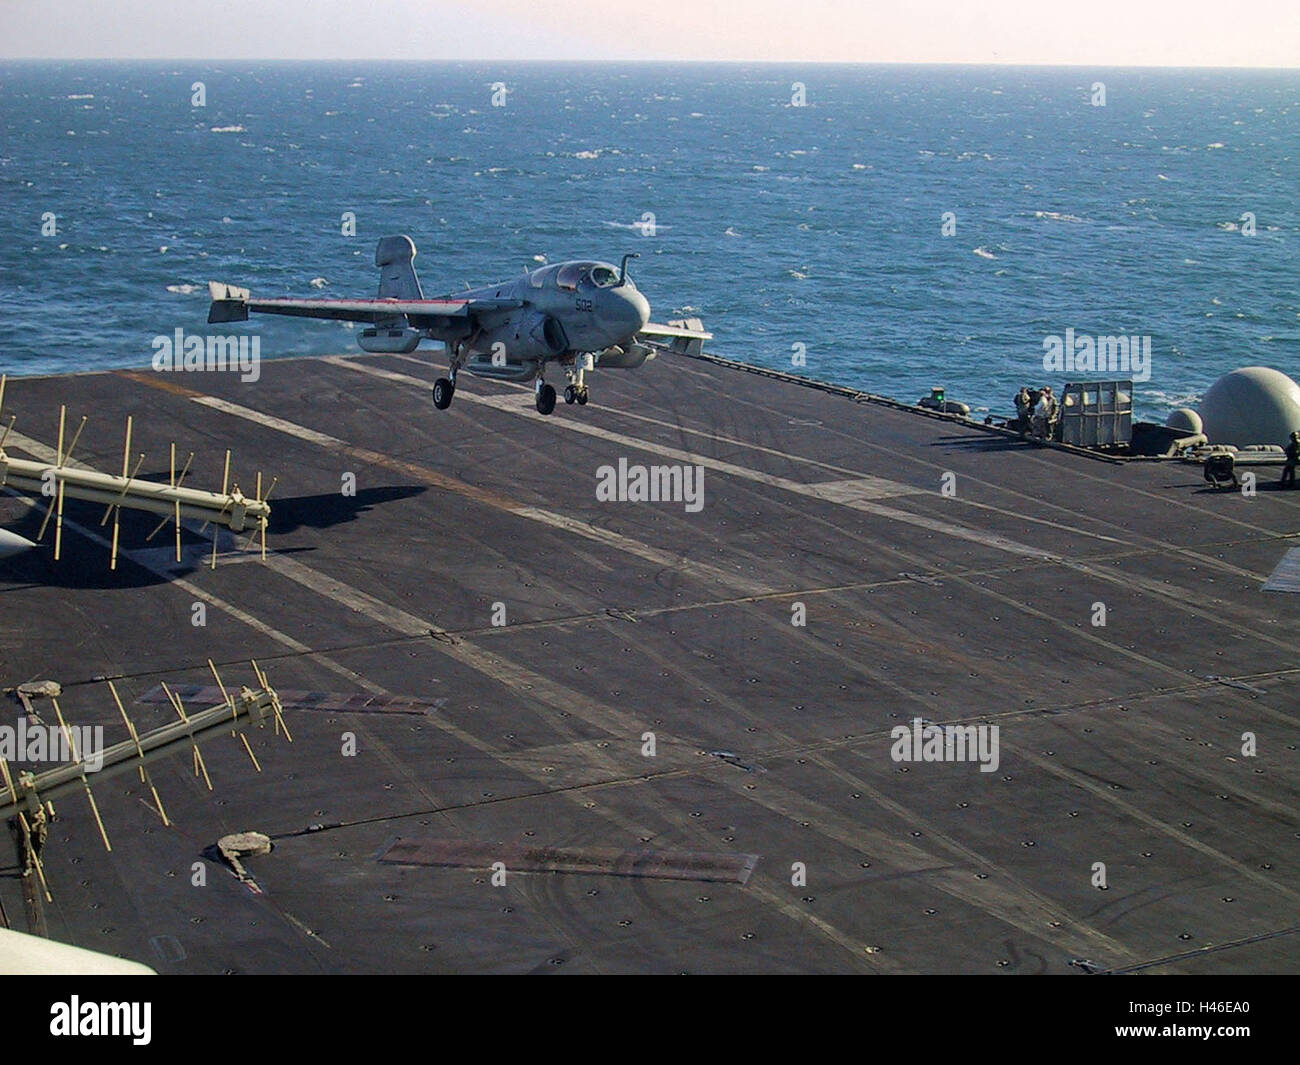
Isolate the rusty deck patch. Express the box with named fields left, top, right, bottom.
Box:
left=377, top=838, right=759, bottom=885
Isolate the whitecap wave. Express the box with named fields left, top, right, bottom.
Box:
left=602, top=220, right=668, bottom=231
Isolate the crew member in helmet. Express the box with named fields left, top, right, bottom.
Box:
left=1014, top=388, right=1032, bottom=434
left=1282, top=430, right=1300, bottom=489
left=1032, top=387, right=1054, bottom=440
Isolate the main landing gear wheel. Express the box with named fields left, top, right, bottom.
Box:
left=432, top=378, right=455, bottom=410
left=536, top=383, right=557, bottom=416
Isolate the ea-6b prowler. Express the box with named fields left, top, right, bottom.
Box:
left=208, top=235, right=711, bottom=415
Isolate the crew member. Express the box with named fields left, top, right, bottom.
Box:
left=1014, top=388, right=1031, bottom=433
left=1282, top=430, right=1300, bottom=489
left=1032, top=388, right=1053, bottom=440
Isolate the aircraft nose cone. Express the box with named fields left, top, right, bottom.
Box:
left=618, top=288, right=650, bottom=337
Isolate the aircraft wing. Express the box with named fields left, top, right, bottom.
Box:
left=639, top=321, right=714, bottom=340
left=207, top=282, right=522, bottom=326
left=637, top=318, right=712, bottom=357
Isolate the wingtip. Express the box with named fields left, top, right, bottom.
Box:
left=207, top=281, right=251, bottom=324
left=208, top=281, right=250, bottom=302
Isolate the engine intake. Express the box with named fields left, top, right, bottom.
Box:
left=478, top=312, right=567, bottom=361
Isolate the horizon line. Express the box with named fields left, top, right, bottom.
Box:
left=2, top=57, right=1299, bottom=71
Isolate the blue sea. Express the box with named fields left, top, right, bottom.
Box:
left=1, top=61, right=1297, bottom=420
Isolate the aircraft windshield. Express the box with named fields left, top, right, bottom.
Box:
left=556, top=263, right=587, bottom=291
left=529, top=264, right=559, bottom=289
left=538, top=262, right=623, bottom=290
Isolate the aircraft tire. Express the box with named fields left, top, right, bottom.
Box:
left=536, top=383, right=557, bottom=416
left=432, top=378, right=454, bottom=410
left=564, top=385, right=577, bottom=404
left=576, top=388, right=589, bottom=405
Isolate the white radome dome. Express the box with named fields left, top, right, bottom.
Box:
left=1198, top=367, right=1300, bottom=447
left=1165, top=407, right=1203, bottom=435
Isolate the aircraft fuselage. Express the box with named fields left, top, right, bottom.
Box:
left=416, top=260, right=651, bottom=381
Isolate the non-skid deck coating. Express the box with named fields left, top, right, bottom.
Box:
left=0, top=350, right=1297, bottom=974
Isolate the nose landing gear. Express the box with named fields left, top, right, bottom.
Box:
left=560, top=352, right=594, bottom=411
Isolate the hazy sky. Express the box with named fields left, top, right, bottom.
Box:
left=3, top=0, right=1298, bottom=66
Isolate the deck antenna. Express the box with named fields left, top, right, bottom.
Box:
left=1, top=665, right=290, bottom=902
left=0, top=405, right=271, bottom=569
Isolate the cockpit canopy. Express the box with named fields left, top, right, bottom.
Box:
left=531, top=261, right=627, bottom=291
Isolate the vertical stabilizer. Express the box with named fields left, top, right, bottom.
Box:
left=375, top=234, right=423, bottom=300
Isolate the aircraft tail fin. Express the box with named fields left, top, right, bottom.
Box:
left=376, top=235, right=424, bottom=300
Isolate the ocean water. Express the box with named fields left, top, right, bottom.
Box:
left=0, top=61, right=1297, bottom=421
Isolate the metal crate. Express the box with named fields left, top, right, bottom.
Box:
left=1060, top=380, right=1133, bottom=447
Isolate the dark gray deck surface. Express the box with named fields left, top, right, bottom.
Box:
left=1, top=350, right=1297, bottom=974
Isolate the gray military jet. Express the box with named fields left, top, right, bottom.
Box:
left=208, top=235, right=710, bottom=415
